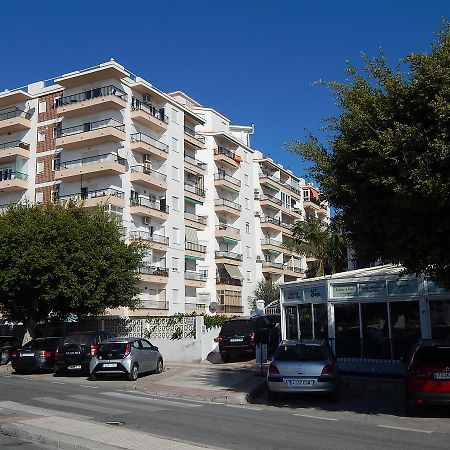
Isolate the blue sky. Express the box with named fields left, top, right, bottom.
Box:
left=1, top=1, right=449, bottom=181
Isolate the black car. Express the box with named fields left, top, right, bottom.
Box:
left=55, top=331, right=116, bottom=375
left=0, top=336, right=22, bottom=365
left=11, top=337, right=63, bottom=373
left=218, top=316, right=279, bottom=362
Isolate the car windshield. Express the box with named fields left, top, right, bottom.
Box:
left=414, top=346, right=450, bottom=365
left=23, top=339, right=60, bottom=350
left=64, top=334, right=93, bottom=346
left=99, top=343, right=128, bottom=352
left=221, top=321, right=253, bottom=333
left=275, top=344, right=327, bottom=362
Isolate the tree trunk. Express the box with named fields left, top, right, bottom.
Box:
left=23, top=318, right=37, bottom=345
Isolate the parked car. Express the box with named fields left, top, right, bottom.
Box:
left=405, top=340, right=450, bottom=416
left=89, top=337, right=163, bottom=381
left=55, top=331, right=116, bottom=375
left=218, top=316, right=279, bottom=362
left=0, top=336, right=22, bottom=365
left=266, top=339, right=340, bottom=402
left=11, top=337, right=62, bottom=373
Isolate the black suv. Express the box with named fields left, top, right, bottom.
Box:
left=55, top=331, right=115, bottom=374
left=0, top=336, right=22, bottom=365
left=218, top=316, right=279, bottom=362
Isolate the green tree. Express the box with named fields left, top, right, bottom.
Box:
left=289, top=22, right=450, bottom=284
left=287, top=216, right=347, bottom=277
left=0, top=202, right=146, bottom=339
left=249, top=279, right=280, bottom=310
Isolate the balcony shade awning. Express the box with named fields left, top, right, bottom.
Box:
left=223, top=236, right=238, bottom=244
left=185, top=255, right=204, bottom=261
left=224, top=264, right=244, bottom=280
left=185, top=227, right=199, bottom=243
left=185, top=197, right=203, bottom=205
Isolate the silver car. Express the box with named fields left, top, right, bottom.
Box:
left=89, top=337, right=163, bottom=381
left=267, top=339, right=340, bottom=401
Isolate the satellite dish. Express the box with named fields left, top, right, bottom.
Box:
left=209, top=302, right=218, bottom=313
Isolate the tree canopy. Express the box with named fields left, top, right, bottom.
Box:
left=249, top=279, right=279, bottom=309
left=289, top=22, right=450, bottom=283
left=0, top=202, right=146, bottom=337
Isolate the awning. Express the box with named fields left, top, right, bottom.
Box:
left=223, top=236, right=239, bottom=244
left=185, top=255, right=204, bottom=261
left=185, top=197, right=203, bottom=205
left=224, top=264, right=244, bottom=280
left=185, top=227, right=199, bottom=243
left=266, top=184, right=279, bottom=191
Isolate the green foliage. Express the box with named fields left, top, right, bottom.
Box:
left=288, top=21, right=450, bottom=283
left=286, top=216, right=348, bottom=277
left=0, top=202, right=146, bottom=336
left=249, top=279, right=279, bottom=309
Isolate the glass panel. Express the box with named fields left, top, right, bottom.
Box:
left=313, top=303, right=328, bottom=339
left=298, top=304, right=313, bottom=339
left=285, top=306, right=298, bottom=339
left=334, top=303, right=360, bottom=358
left=274, top=344, right=327, bottom=361
left=430, top=300, right=450, bottom=339
left=390, top=301, right=421, bottom=359
left=361, top=303, right=389, bottom=359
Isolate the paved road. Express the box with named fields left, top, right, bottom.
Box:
left=1, top=373, right=449, bottom=449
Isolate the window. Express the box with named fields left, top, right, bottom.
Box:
left=281, top=192, right=291, bottom=209
left=172, top=166, right=179, bottom=181
left=172, top=227, right=179, bottom=244
left=38, top=131, right=45, bottom=142
left=172, top=196, right=179, bottom=211
left=36, top=161, right=44, bottom=174
left=246, top=246, right=251, bottom=258
left=172, top=289, right=179, bottom=303
left=52, top=154, right=60, bottom=171
left=172, top=257, right=179, bottom=272
left=245, top=197, right=249, bottom=210
left=244, top=174, right=249, bottom=186
left=51, top=190, right=59, bottom=203
left=172, top=137, right=179, bottom=153
left=246, top=222, right=250, bottom=234
left=244, top=151, right=249, bottom=163
left=38, top=101, right=46, bottom=114
left=246, top=271, right=252, bottom=283
left=172, top=108, right=179, bottom=124
left=35, top=192, right=43, bottom=204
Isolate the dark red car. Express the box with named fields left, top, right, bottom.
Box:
left=405, top=340, right=450, bottom=415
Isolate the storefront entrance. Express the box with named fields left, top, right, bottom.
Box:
left=284, top=303, right=328, bottom=340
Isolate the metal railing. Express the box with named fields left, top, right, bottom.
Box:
left=260, top=171, right=282, bottom=184
left=259, top=194, right=283, bottom=206
left=215, top=251, right=242, bottom=261
left=261, top=261, right=284, bottom=269
left=54, top=118, right=125, bottom=138
left=55, top=153, right=125, bottom=170
left=184, top=271, right=207, bottom=281
left=283, top=264, right=304, bottom=273
left=214, top=198, right=241, bottom=211
left=139, top=300, right=169, bottom=310
left=216, top=304, right=243, bottom=314
left=216, top=277, right=242, bottom=286
left=184, top=153, right=206, bottom=170
left=131, top=98, right=168, bottom=124
left=184, top=212, right=207, bottom=225
left=184, top=126, right=205, bottom=143
left=287, top=184, right=302, bottom=196
left=214, top=146, right=236, bottom=159
left=0, top=140, right=29, bottom=151
left=130, top=165, right=167, bottom=181
left=185, top=303, right=206, bottom=311
left=129, top=197, right=169, bottom=213
left=56, top=85, right=127, bottom=107
left=0, top=107, right=32, bottom=121
left=184, top=183, right=206, bottom=197
left=138, top=265, right=169, bottom=277
left=130, top=132, right=169, bottom=153
left=185, top=241, right=207, bottom=253
left=58, top=188, right=125, bottom=202
left=129, top=231, right=169, bottom=245
left=260, top=216, right=294, bottom=230
left=215, top=223, right=240, bottom=233
left=214, top=172, right=241, bottom=187
left=261, top=238, right=284, bottom=249
left=304, top=196, right=322, bottom=206
left=0, top=170, right=27, bottom=181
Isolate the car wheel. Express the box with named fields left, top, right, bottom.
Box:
left=128, top=364, right=139, bottom=381
left=221, top=352, right=231, bottom=363
left=155, top=359, right=163, bottom=374
left=267, top=389, right=279, bottom=402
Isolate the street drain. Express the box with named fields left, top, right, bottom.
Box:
left=105, top=421, right=125, bottom=426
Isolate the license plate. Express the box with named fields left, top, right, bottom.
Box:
left=230, top=338, right=243, bottom=343
left=102, top=363, right=117, bottom=368
left=285, top=379, right=315, bottom=386
left=434, top=372, right=450, bottom=380
left=68, top=365, right=82, bottom=370
left=67, top=352, right=81, bottom=355
left=20, top=353, right=35, bottom=357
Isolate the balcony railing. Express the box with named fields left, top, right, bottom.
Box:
left=130, top=132, right=169, bottom=153
left=129, top=231, right=169, bottom=245
left=58, top=187, right=124, bottom=202
left=287, top=184, right=301, bottom=196
left=130, top=165, right=167, bottom=181
left=184, top=183, right=206, bottom=197
left=184, top=153, right=206, bottom=170
left=214, top=198, right=241, bottom=211
left=54, top=118, right=125, bottom=138
left=185, top=303, right=206, bottom=311
left=0, top=202, right=18, bottom=211
left=185, top=241, right=207, bottom=253
left=129, top=197, right=169, bottom=213
left=304, top=195, right=322, bottom=206
left=184, top=271, right=207, bottom=281
left=215, top=251, right=243, bottom=261
left=184, top=126, right=205, bottom=143
left=260, top=216, right=294, bottom=230
left=55, top=153, right=125, bottom=170
left=215, top=223, right=240, bottom=233
left=216, top=304, right=243, bottom=314
left=138, top=265, right=169, bottom=277
left=214, top=146, right=236, bottom=159
left=259, top=194, right=283, bottom=206
left=284, top=264, right=304, bottom=273
left=139, top=300, right=169, bottom=310
left=216, top=277, right=242, bottom=286
left=56, top=85, right=127, bottom=107
left=184, top=212, right=207, bottom=225
left=261, top=238, right=284, bottom=249
left=131, top=98, right=168, bottom=124
left=214, top=172, right=241, bottom=187
left=0, top=107, right=32, bottom=121
left=0, top=140, right=29, bottom=151
left=0, top=170, right=27, bottom=181
left=261, top=261, right=284, bottom=269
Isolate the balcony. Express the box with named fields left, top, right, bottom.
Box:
left=58, top=188, right=125, bottom=208
left=0, top=170, right=27, bottom=192
left=184, top=126, right=205, bottom=149
left=261, top=238, right=286, bottom=253
left=214, top=172, right=241, bottom=192
left=130, top=165, right=167, bottom=191
left=261, top=260, right=285, bottom=275
left=56, top=85, right=127, bottom=117
left=184, top=183, right=206, bottom=204
left=214, top=198, right=241, bottom=217
left=129, top=231, right=169, bottom=251
left=0, top=108, right=32, bottom=134
left=215, top=223, right=240, bottom=242
left=284, top=264, right=305, bottom=277
left=55, top=118, right=125, bottom=149
left=258, top=193, right=283, bottom=209
left=130, top=132, right=168, bottom=160
left=0, top=140, right=30, bottom=162
left=287, top=183, right=302, bottom=199
left=131, top=98, right=168, bottom=131
left=215, top=250, right=242, bottom=266
left=213, top=146, right=241, bottom=168
left=184, top=271, right=207, bottom=288
left=185, top=302, right=206, bottom=312
left=259, top=216, right=293, bottom=235
left=137, top=265, right=169, bottom=284
left=138, top=300, right=169, bottom=310
left=216, top=277, right=242, bottom=291
left=129, top=197, right=169, bottom=220
left=184, top=211, right=207, bottom=231
left=215, top=304, right=243, bottom=314
left=304, top=196, right=327, bottom=212
left=184, top=154, right=206, bottom=176
left=185, top=241, right=207, bottom=259
left=54, top=153, right=125, bottom=181
left=259, top=171, right=283, bottom=192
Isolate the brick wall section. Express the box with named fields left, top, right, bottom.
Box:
left=35, top=185, right=56, bottom=205
left=36, top=154, right=56, bottom=184
left=36, top=124, right=58, bottom=153
left=37, top=91, right=63, bottom=122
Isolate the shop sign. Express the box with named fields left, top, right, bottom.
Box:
left=284, top=289, right=302, bottom=301
left=359, top=281, right=386, bottom=297
left=332, top=283, right=358, bottom=298
left=303, top=285, right=327, bottom=301
left=427, top=280, right=450, bottom=294
left=387, top=279, right=418, bottom=296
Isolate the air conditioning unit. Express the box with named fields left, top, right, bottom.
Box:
left=143, top=217, right=151, bottom=225
left=143, top=94, right=152, bottom=104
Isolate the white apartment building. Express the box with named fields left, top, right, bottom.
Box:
left=0, top=60, right=329, bottom=317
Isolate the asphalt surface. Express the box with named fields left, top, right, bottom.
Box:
left=1, top=372, right=450, bottom=449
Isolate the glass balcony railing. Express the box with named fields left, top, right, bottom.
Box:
left=0, top=140, right=29, bottom=151
left=216, top=277, right=242, bottom=286
left=0, top=170, right=27, bottom=181
left=137, top=265, right=169, bottom=277
left=259, top=194, right=283, bottom=206
left=184, top=125, right=205, bottom=143
left=56, top=85, right=127, bottom=107
left=215, top=251, right=242, bottom=261
left=215, top=223, right=240, bottom=233
left=216, top=304, right=243, bottom=314
left=139, top=300, right=169, bottom=310
left=184, top=271, right=207, bottom=281
left=130, top=165, right=167, bottom=181
left=184, top=153, right=206, bottom=170
left=214, top=198, right=241, bottom=211
left=184, top=183, right=206, bottom=197
left=58, top=188, right=124, bottom=202
left=130, top=132, right=169, bottom=153
left=129, top=231, right=169, bottom=245
left=184, top=212, right=207, bottom=225
left=55, top=153, right=125, bottom=170
left=185, top=241, right=207, bottom=253
left=54, top=118, right=125, bottom=138
left=129, top=197, right=169, bottom=213
left=214, top=172, right=241, bottom=187
left=0, top=107, right=32, bottom=121
left=261, top=238, right=284, bottom=248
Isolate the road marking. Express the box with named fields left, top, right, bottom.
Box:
left=69, top=395, right=168, bottom=412
left=0, top=401, right=92, bottom=420
left=80, top=385, right=99, bottom=389
left=32, top=397, right=129, bottom=415
left=377, top=425, right=433, bottom=434
left=226, top=404, right=264, bottom=411
left=102, top=391, right=201, bottom=408
left=51, top=381, right=66, bottom=385
left=294, top=413, right=338, bottom=421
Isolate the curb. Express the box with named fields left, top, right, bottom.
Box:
left=245, top=378, right=267, bottom=403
